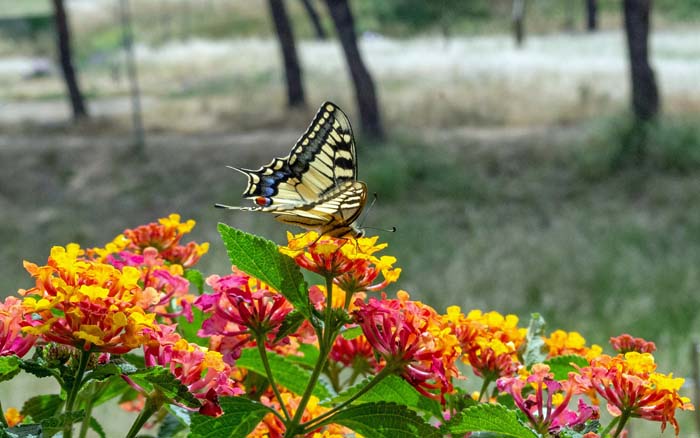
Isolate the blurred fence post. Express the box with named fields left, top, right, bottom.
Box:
left=118, top=0, right=146, bottom=153
left=692, top=341, right=700, bottom=434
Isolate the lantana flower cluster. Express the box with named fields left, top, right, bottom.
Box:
left=0, top=218, right=694, bottom=438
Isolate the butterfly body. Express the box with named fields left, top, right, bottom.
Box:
left=216, top=102, right=367, bottom=237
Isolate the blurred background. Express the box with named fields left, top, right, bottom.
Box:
left=1, top=0, right=699, bottom=435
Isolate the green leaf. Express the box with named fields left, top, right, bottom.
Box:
left=321, top=402, right=441, bottom=438
left=328, top=375, right=442, bottom=418
left=522, top=313, right=547, bottom=367
left=79, top=375, right=132, bottom=409
left=285, top=343, right=320, bottom=369
left=19, top=359, right=54, bottom=379
left=130, top=367, right=201, bottom=409
left=444, top=404, right=538, bottom=438
left=89, top=417, right=106, bottom=438
left=236, top=348, right=331, bottom=400
left=217, top=224, right=312, bottom=319
left=0, top=356, right=21, bottom=382
left=20, top=395, right=63, bottom=421
left=177, top=306, right=209, bottom=347
left=188, top=397, right=272, bottom=438
left=544, top=355, right=589, bottom=381
left=185, top=269, right=205, bottom=294
left=121, top=353, right=146, bottom=369
left=40, top=411, right=84, bottom=437
left=340, top=326, right=363, bottom=340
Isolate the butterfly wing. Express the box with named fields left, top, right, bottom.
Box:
left=270, top=181, right=367, bottom=237
left=236, top=102, right=357, bottom=206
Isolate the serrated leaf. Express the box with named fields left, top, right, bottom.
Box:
left=322, top=401, right=441, bottom=438
left=89, top=417, right=106, bottom=438
left=544, top=355, right=589, bottom=381
left=130, top=367, right=201, bottom=409
left=285, top=343, right=320, bottom=368
left=340, top=326, right=363, bottom=340
left=0, top=356, right=21, bottom=382
left=20, top=395, right=63, bottom=421
left=121, top=353, right=146, bottom=369
left=185, top=269, right=205, bottom=294
left=188, top=397, right=272, bottom=438
left=236, top=348, right=331, bottom=400
left=444, top=404, right=538, bottom=438
left=3, top=424, right=42, bottom=438
left=177, top=306, right=209, bottom=347
left=522, top=313, right=547, bottom=367
left=40, top=411, right=84, bottom=437
left=217, top=224, right=312, bottom=319
left=19, top=359, right=54, bottom=379
left=328, top=375, right=442, bottom=417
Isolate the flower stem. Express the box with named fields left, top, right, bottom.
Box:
left=611, top=410, right=632, bottom=438
left=63, top=349, right=91, bottom=438
left=125, top=390, right=164, bottom=438
left=300, top=365, right=394, bottom=434
left=286, top=275, right=338, bottom=437
left=256, top=334, right=291, bottom=421
left=0, top=399, right=8, bottom=428
left=599, top=415, right=620, bottom=437
left=478, top=376, right=493, bottom=402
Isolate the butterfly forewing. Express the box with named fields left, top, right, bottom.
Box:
left=237, top=102, right=356, bottom=205
left=219, top=101, right=366, bottom=237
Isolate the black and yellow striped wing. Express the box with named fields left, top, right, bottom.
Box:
left=216, top=102, right=366, bottom=237
left=238, top=101, right=356, bottom=206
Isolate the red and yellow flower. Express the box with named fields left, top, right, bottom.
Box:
left=575, top=352, right=693, bottom=436
left=545, top=329, right=603, bottom=361
left=20, top=244, right=157, bottom=353
left=0, top=296, right=36, bottom=357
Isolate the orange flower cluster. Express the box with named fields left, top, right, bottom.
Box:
left=20, top=244, right=157, bottom=353
left=575, top=352, right=693, bottom=436
left=545, top=329, right=603, bottom=361
left=0, top=296, right=36, bottom=357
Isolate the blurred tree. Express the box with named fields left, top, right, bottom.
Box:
left=51, top=0, right=88, bottom=120
left=623, top=0, right=659, bottom=120
left=118, top=0, right=145, bottom=152
left=368, top=0, right=490, bottom=37
left=325, top=0, right=383, bottom=139
left=268, top=0, right=306, bottom=107
left=512, top=0, right=526, bottom=47
left=586, top=0, right=598, bottom=31
left=300, top=0, right=327, bottom=40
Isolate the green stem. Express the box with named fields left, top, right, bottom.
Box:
left=125, top=390, right=164, bottom=438
left=611, top=410, right=632, bottom=438
left=300, top=366, right=394, bottom=434
left=477, top=376, right=493, bottom=402
left=599, top=415, right=620, bottom=437
left=63, top=349, right=91, bottom=438
left=0, top=399, right=8, bottom=428
left=78, top=380, right=107, bottom=438
left=287, top=275, right=338, bottom=437
left=256, top=334, right=292, bottom=421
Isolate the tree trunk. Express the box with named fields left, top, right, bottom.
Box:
left=512, top=0, right=526, bottom=47
left=51, top=0, right=88, bottom=120
left=300, top=0, right=327, bottom=40
left=118, top=0, right=146, bottom=152
left=325, top=0, right=384, bottom=140
left=268, top=0, right=306, bottom=108
left=586, top=0, right=598, bottom=31
left=623, top=0, right=659, bottom=120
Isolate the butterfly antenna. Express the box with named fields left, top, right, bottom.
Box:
left=358, top=193, right=397, bottom=234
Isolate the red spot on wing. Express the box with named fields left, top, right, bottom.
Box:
left=255, top=196, right=272, bottom=206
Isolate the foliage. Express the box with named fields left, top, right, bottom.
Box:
left=0, top=214, right=694, bottom=437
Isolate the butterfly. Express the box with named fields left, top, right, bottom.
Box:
left=216, top=102, right=367, bottom=238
